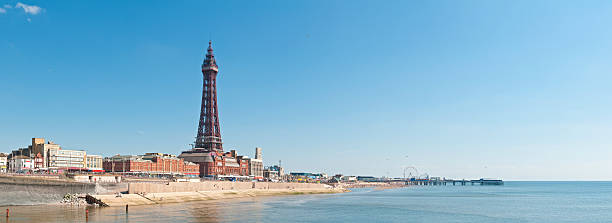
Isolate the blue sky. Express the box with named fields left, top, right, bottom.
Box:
left=2, top=1, right=612, bottom=180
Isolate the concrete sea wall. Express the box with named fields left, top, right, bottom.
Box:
left=0, top=176, right=96, bottom=206
left=128, top=181, right=327, bottom=194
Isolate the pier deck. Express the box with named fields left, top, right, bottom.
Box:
left=405, top=178, right=504, bottom=186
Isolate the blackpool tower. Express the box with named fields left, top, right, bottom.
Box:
left=195, top=41, right=223, bottom=151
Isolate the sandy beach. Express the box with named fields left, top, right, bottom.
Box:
left=88, top=187, right=348, bottom=207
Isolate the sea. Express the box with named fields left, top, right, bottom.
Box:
left=1, top=181, right=611, bottom=223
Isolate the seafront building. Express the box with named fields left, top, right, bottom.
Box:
left=9, top=155, right=33, bottom=172
left=289, top=172, right=328, bottom=183
left=179, top=149, right=249, bottom=178
left=263, top=165, right=285, bottom=181
left=7, top=138, right=104, bottom=173
left=0, top=153, right=7, bottom=173
left=30, top=138, right=59, bottom=168
left=341, top=176, right=358, bottom=182
left=10, top=147, right=31, bottom=158
left=102, top=153, right=199, bottom=177
left=263, top=168, right=279, bottom=181
left=48, top=147, right=87, bottom=170
left=86, top=155, right=104, bottom=172
left=246, top=147, right=264, bottom=180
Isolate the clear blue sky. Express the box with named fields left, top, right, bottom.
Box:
left=2, top=0, right=612, bottom=180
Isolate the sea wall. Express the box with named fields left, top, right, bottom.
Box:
left=0, top=175, right=90, bottom=186
left=0, top=176, right=96, bottom=206
left=72, top=175, right=122, bottom=184
left=128, top=181, right=327, bottom=194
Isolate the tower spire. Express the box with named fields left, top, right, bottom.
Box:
left=202, top=41, right=217, bottom=71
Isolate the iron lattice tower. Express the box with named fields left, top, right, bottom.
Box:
left=195, top=41, right=223, bottom=151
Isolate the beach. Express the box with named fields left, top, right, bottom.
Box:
left=0, top=175, right=350, bottom=207
left=88, top=187, right=348, bottom=207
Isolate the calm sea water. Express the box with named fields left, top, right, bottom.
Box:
left=2, top=181, right=611, bottom=223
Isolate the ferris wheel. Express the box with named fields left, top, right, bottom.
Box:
left=403, top=166, right=419, bottom=179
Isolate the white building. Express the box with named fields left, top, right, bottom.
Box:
left=48, top=148, right=86, bottom=169
left=86, top=155, right=103, bottom=172
left=247, top=147, right=264, bottom=179
left=341, top=176, right=358, bottom=182
left=0, top=153, right=7, bottom=173
left=248, top=158, right=263, bottom=179
left=10, top=155, right=33, bottom=172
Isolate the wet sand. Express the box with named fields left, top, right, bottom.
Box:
left=90, top=187, right=348, bottom=206
left=1, top=190, right=348, bottom=223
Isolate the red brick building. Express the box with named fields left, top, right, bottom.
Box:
left=179, top=149, right=249, bottom=178
left=103, top=153, right=199, bottom=176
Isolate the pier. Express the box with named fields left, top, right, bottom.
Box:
left=404, top=178, right=503, bottom=186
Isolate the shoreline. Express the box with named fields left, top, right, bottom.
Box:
left=0, top=176, right=408, bottom=207
left=87, top=187, right=349, bottom=207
